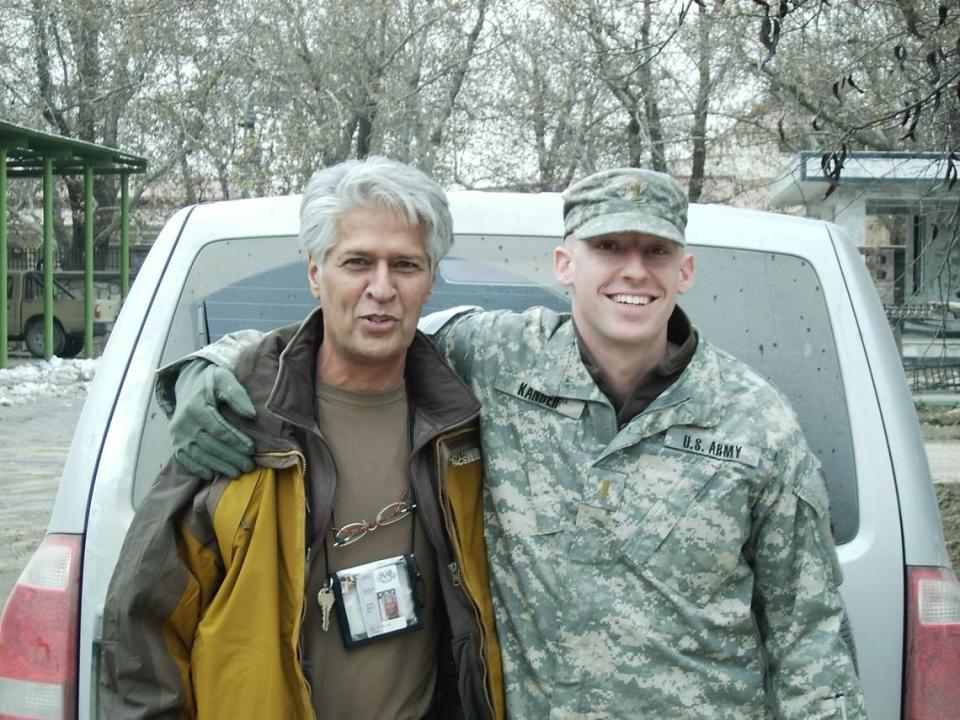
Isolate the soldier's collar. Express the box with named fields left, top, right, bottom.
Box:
left=575, top=307, right=696, bottom=400
left=638, top=337, right=725, bottom=427
left=522, top=319, right=608, bottom=404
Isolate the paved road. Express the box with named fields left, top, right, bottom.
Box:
left=0, top=394, right=84, bottom=608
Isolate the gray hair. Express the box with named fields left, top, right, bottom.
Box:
left=299, top=156, right=453, bottom=268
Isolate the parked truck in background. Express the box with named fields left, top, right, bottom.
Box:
left=5, top=271, right=121, bottom=358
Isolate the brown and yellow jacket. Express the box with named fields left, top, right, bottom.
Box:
left=99, top=309, right=504, bottom=720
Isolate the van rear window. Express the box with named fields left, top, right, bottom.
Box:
left=136, top=239, right=857, bottom=542
left=682, top=247, right=857, bottom=543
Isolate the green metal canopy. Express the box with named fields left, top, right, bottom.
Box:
left=1, top=120, right=147, bottom=367
left=0, top=120, right=147, bottom=178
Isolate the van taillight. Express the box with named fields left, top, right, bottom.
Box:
left=0, top=534, right=81, bottom=720
left=903, top=565, right=960, bottom=719
left=94, top=303, right=102, bottom=321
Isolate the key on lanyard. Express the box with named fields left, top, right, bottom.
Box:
left=317, top=584, right=334, bottom=632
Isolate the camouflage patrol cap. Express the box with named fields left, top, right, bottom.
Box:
left=563, top=168, right=688, bottom=246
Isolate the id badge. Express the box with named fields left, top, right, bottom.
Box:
left=330, top=554, right=424, bottom=649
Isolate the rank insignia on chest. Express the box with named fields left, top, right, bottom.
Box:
left=663, top=428, right=760, bottom=467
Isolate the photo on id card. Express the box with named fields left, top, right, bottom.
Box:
left=331, top=554, right=423, bottom=649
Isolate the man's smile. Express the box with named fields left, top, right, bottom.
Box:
left=609, top=293, right=653, bottom=306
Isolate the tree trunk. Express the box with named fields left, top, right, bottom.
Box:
left=356, top=108, right=376, bottom=159
left=688, top=3, right=712, bottom=203
left=627, top=111, right=643, bottom=167
left=639, top=0, right=666, bottom=172
left=423, top=0, right=488, bottom=172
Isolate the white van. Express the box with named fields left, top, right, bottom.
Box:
left=1, top=192, right=958, bottom=719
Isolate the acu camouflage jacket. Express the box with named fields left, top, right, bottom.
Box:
left=432, top=307, right=866, bottom=720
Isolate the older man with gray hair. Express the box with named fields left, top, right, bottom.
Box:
left=162, top=166, right=866, bottom=718
left=100, top=156, right=504, bottom=720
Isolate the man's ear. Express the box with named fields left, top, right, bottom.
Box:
left=554, top=243, right=575, bottom=287
left=678, top=253, right=695, bottom=294
left=307, top=255, right=322, bottom=300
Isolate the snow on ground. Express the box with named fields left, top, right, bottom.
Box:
left=0, top=357, right=98, bottom=406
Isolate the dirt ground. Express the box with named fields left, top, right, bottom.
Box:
left=917, top=404, right=960, bottom=572
left=936, top=484, right=960, bottom=572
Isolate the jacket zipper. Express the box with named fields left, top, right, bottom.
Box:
left=434, top=436, right=496, bottom=720
left=256, top=449, right=317, bottom=720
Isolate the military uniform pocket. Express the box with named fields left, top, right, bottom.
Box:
left=796, top=468, right=844, bottom=586
left=490, top=371, right=585, bottom=537
left=620, top=457, right=750, bottom=607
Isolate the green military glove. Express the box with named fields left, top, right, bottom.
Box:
left=169, top=359, right=257, bottom=480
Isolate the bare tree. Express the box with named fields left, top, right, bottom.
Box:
left=28, top=0, right=158, bottom=258
left=0, top=0, right=233, bottom=258
left=560, top=0, right=682, bottom=171
left=455, top=1, right=611, bottom=190
left=743, top=0, right=958, bottom=153
left=252, top=0, right=490, bottom=183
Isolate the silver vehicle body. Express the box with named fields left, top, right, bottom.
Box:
left=44, top=192, right=946, bottom=718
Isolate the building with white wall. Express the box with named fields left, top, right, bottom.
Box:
left=770, top=152, right=959, bottom=309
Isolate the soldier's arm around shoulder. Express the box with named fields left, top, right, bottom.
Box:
left=99, top=458, right=223, bottom=718
left=422, top=306, right=490, bottom=382
left=155, top=329, right=265, bottom=416
left=425, top=306, right=564, bottom=384
left=158, top=330, right=277, bottom=481
left=750, top=421, right=868, bottom=719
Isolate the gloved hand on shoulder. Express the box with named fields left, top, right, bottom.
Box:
left=169, top=360, right=257, bottom=480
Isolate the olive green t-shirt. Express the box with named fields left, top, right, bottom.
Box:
left=302, top=380, right=439, bottom=720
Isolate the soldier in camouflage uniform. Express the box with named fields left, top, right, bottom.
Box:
left=164, top=168, right=866, bottom=719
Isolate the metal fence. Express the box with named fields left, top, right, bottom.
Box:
left=8, top=246, right=125, bottom=271
left=906, top=362, right=960, bottom=392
